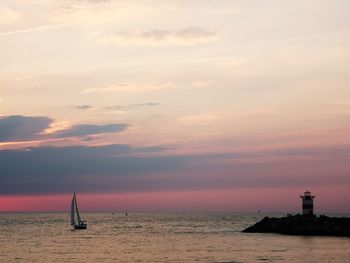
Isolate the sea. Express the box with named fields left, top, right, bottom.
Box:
left=0, top=212, right=349, bottom=263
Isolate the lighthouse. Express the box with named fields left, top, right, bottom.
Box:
left=300, top=191, right=315, bottom=216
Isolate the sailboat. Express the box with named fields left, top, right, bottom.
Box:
left=70, top=192, right=87, bottom=230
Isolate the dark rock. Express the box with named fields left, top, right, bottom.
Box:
left=242, top=214, right=350, bottom=237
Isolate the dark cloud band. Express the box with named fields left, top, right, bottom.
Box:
left=0, top=115, right=128, bottom=142
left=52, top=123, right=128, bottom=138
left=0, top=144, right=349, bottom=195
left=0, top=115, right=52, bottom=142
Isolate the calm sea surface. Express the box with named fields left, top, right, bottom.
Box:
left=0, top=212, right=349, bottom=262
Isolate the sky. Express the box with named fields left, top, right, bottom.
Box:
left=0, top=0, right=350, bottom=212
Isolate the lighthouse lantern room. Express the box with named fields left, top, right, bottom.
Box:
left=300, top=191, right=315, bottom=216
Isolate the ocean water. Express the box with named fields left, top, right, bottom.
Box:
left=0, top=212, right=349, bottom=262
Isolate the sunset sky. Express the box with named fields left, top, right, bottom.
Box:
left=1, top=0, right=350, bottom=212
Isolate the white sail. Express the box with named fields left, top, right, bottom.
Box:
left=70, top=193, right=76, bottom=225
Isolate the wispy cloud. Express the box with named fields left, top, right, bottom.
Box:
left=187, top=56, right=247, bottom=66
left=106, top=102, right=160, bottom=110
left=55, top=0, right=156, bottom=25
left=73, top=105, right=94, bottom=110
left=61, top=0, right=111, bottom=7
left=82, top=82, right=174, bottom=94
left=93, top=27, right=218, bottom=46
left=0, top=23, right=71, bottom=37
left=52, top=123, right=128, bottom=138
left=71, top=103, right=159, bottom=111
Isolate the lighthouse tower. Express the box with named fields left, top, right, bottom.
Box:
left=300, top=191, right=315, bottom=216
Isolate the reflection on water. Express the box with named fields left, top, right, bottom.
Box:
left=0, top=213, right=349, bottom=262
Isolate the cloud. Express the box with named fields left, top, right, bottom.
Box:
left=62, top=0, right=110, bottom=6
left=0, top=144, right=349, bottom=195
left=52, top=123, right=128, bottom=138
left=82, top=82, right=174, bottom=94
left=0, top=115, right=53, bottom=142
left=74, top=105, right=94, bottom=110
left=58, top=0, right=111, bottom=11
left=0, top=115, right=128, bottom=142
left=55, top=0, right=156, bottom=25
left=0, top=7, right=21, bottom=25
left=106, top=102, right=160, bottom=110
left=93, top=27, right=218, bottom=46
left=0, top=23, right=71, bottom=37
left=0, top=144, right=182, bottom=194
left=72, top=103, right=159, bottom=111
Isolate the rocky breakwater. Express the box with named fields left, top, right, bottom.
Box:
left=243, top=214, right=350, bottom=237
